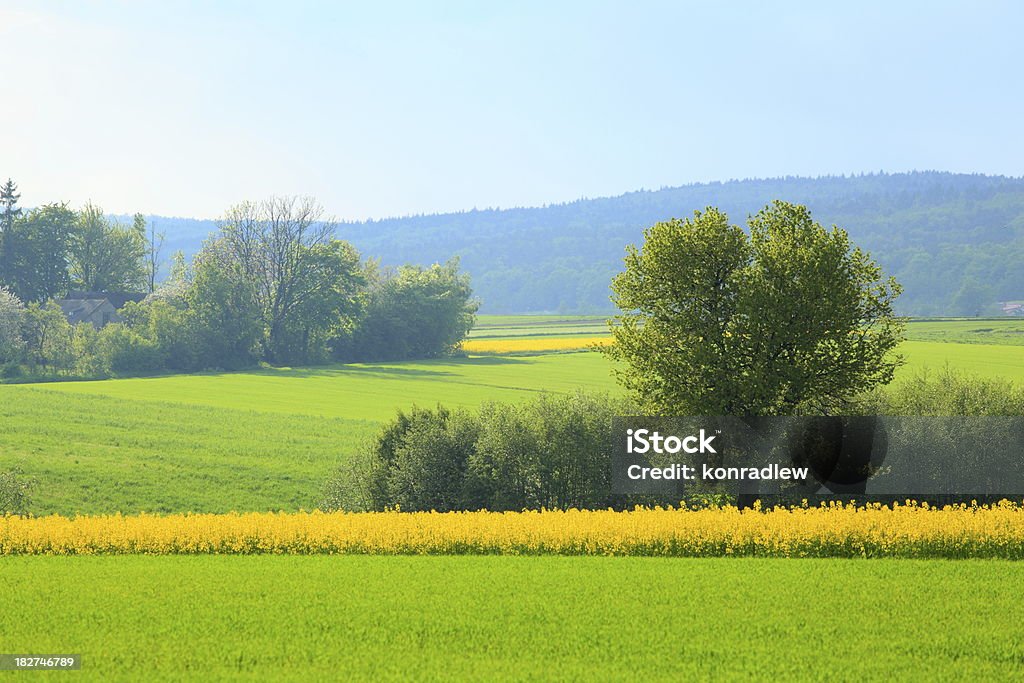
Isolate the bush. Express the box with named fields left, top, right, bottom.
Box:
left=0, top=469, right=35, bottom=516
left=1, top=362, right=23, bottom=379
left=96, top=323, right=162, bottom=375
left=875, top=367, right=1024, bottom=415
left=121, top=298, right=199, bottom=371
left=465, top=402, right=542, bottom=510
left=323, top=372, right=1024, bottom=514
left=20, top=302, right=74, bottom=374
left=323, top=406, right=476, bottom=512
left=322, top=392, right=629, bottom=512
left=71, top=322, right=107, bottom=377
left=469, top=393, right=622, bottom=510
left=387, top=408, right=480, bottom=512
left=334, top=259, right=477, bottom=362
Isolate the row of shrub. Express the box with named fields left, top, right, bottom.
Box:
left=322, top=392, right=631, bottom=512
left=322, top=367, right=1024, bottom=513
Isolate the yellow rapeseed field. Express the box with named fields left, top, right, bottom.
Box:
left=462, top=336, right=613, bottom=353
left=2, top=503, right=1022, bottom=558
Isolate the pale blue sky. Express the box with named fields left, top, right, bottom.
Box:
left=3, top=1, right=1022, bottom=219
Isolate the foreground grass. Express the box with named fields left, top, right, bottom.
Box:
left=0, top=556, right=1020, bottom=681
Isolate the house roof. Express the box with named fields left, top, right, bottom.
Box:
left=65, top=291, right=146, bottom=309
left=57, top=299, right=114, bottom=326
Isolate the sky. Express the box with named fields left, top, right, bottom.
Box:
left=2, top=0, right=1023, bottom=220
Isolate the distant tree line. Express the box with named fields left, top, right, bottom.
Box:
left=0, top=179, right=150, bottom=301
left=113, top=173, right=1024, bottom=316
left=331, top=171, right=1024, bottom=315
left=0, top=182, right=477, bottom=379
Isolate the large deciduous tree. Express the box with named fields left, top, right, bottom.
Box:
left=7, top=203, right=76, bottom=302
left=604, top=201, right=905, bottom=416
left=0, top=182, right=75, bottom=302
left=182, top=238, right=262, bottom=369
left=206, top=196, right=366, bottom=364
left=68, top=203, right=147, bottom=292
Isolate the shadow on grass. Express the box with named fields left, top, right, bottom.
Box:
left=8, top=354, right=537, bottom=387
left=240, top=355, right=533, bottom=380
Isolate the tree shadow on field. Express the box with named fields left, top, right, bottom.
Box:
left=453, top=355, right=531, bottom=366
left=244, top=355, right=532, bottom=381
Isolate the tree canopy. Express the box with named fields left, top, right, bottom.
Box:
left=335, top=259, right=478, bottom=362
left=68, top=203, right=147, bottom=292
left=604, top=201, right=905, bottom=416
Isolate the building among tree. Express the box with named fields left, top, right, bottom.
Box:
left=56, top=291, right=146, bottom=328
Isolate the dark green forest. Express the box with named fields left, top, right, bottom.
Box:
left=125, top=172, right=1024, bottom=314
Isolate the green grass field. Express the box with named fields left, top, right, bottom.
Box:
left=904, top=318, right=1024, bottom=345
left=0, top=354, right=617, bottom=515
left=3, top=317, right=1024, bottom=681
left=2, top=331, right=1023, bottom=515
left=0, top=556, right=1020, bottom=681
left=15, top=354, right=618, bottom=420
left=470, top=315, right=606, bottom=339
left=899, top=340, right=1024, bottom=380
left=473, top=315, right=1024, bottom=344
left=0, top=391, right=375, bottom=514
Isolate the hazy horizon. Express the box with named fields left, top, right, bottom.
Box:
left=101, top=169, right=1020, bottom=223
left=4, top=1, right=1023, bottom=220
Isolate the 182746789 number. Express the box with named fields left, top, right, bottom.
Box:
left=0, top=655, right=82, bottom=670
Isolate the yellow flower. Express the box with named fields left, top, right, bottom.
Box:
left=1, top=502, right=1021, bottom=558
left=461, top=337, right=613, bottom=354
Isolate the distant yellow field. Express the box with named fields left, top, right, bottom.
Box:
left=460, top=336, right=1024, bottom=386
left=462, top=336, right=613, bottom=353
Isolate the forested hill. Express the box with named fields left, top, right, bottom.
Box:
left=142, top=172, right=1024, bottom=315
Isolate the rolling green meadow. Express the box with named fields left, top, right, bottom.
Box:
left=1, top=318, right=1023, bottom=515
left=8, top=3, right=1024, bottom=676
left=0, top=353, right=616, bottom=515
left=2, top=317, right=1024, bottom=680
